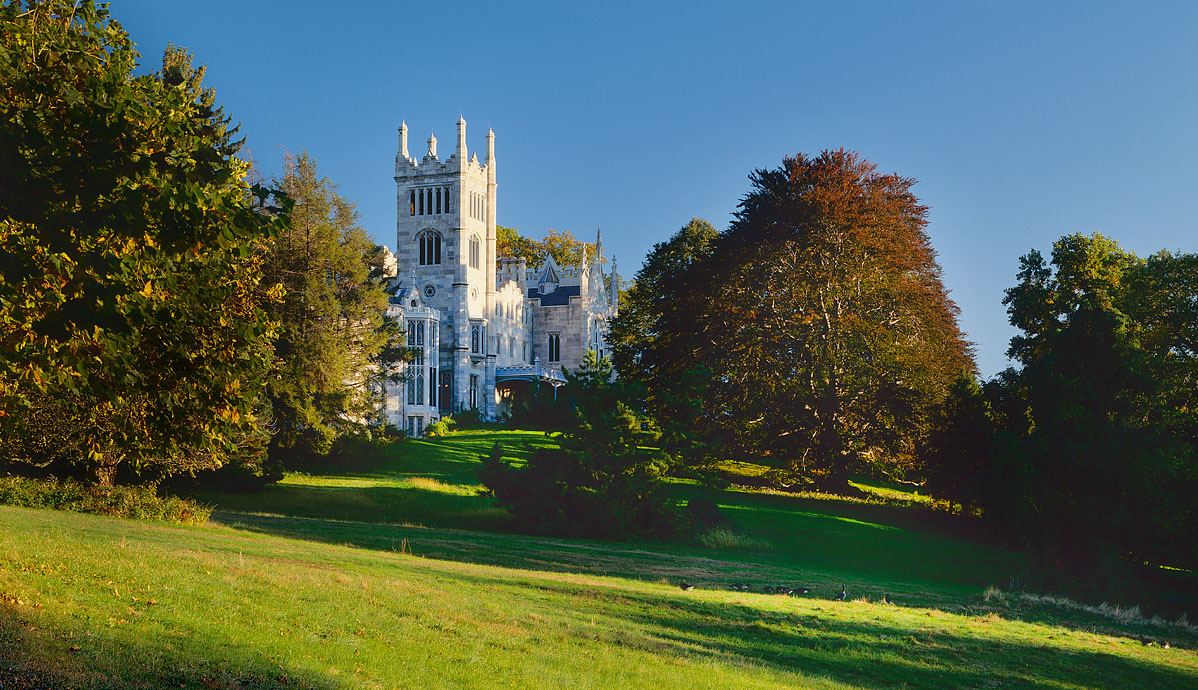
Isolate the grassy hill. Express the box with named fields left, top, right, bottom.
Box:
left=2, top=430, right=1195, bottom=689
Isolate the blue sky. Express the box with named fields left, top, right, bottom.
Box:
left=118, top=1, right=1197, bottom=377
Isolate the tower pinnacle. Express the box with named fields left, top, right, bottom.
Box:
left=456, top=115, right=467, bottom=159
left=398, top=121, right=408, bottom=159
left=426, top=131, right=437, bottom=158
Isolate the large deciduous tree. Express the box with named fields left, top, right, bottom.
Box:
left=0, top=1, right=286, bottom=484
left=712, top=150, right=973, bottom=491
left=613, top=151, right=973, bottom=492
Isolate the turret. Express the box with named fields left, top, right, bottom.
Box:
left=426, top=131, right=437, bottom=159
left=398, top=121, right=408, bottom=160
left=485, top=127, right=496, bottom=182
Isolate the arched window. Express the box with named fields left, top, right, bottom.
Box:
left=409, top=190, right=415, bottom=216
left=435, top=188, right=442, bottom=215
left=418, top=230, right=442, bottom=266
left=444, top=187, right=451, bottom=213
left=469, top=235, right=481, bottom=269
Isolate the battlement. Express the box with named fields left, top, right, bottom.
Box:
left=394, top=118, right=493, bottom=180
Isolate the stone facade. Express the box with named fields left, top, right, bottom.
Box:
left=381, top=118, right=618, bottom=433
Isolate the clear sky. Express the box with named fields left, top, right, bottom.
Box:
left=117, top=0, right=1197, bottom=377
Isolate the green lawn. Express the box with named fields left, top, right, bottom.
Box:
left=2, top=429, right=1195, bottom=689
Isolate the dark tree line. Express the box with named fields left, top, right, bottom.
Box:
left=925, top=234, right=1198, bottom=596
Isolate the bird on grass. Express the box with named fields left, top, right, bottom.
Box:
left=882, top=593, right=893, bottom=605
left=776, top=587, right=794, bottom=596
left=792, top=587, right=810, bottom=596
left=762, top=586, right=774, bottom=594
left=730, top=583, right=750, bottom=592
left=679, top=581, right=695, bottom=591
left=834, top=584, right=847, bottom=601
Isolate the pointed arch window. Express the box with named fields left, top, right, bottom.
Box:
left=418, top=230, right=442, bottom=265
left=469, top=235, right=481, bottom=269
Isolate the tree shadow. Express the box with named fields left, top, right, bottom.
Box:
left=0, top=602, right=343, bottom=690
left=207, top=482, right=514, bottom=532
left=413, top=567, right=1198, bottom=690
left=214, top=509, right=1198, bottom=653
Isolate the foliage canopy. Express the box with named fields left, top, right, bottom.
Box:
left=0, top=1, right=287, bottom=483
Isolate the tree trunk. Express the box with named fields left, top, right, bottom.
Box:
left=88, top=454, right=123, bottom=487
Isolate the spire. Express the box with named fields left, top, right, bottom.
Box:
left=427, top=131, right=437, bottom=158
left=594, top=227, right=603, bottom=258
left=398, top=121, right=408, bottom=159
left=456, top=115, right=467, bottom=159
left=609, top=256, right=618, bottom=307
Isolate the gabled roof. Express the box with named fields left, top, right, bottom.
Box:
left=536, top=251, right=561, bottom=288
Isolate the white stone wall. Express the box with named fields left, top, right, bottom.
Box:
left=393, top=118, right=616, bottom=421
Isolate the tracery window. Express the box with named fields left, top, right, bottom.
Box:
left=418, top=230, right=442, bottom=265
left=548, top=333, right=561, bottom=363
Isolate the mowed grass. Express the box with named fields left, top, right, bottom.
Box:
left=2, top=429, right=1196, bottom=689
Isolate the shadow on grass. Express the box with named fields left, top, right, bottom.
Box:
left=0, top=603, right=342, bottom=690
left=427, top=567, right=1198, bottom=690
left=213, top=510, right=1198, bottom=655
left=206, top=482, right=513, bottom=532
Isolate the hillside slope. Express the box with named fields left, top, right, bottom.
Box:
left=2, top=430, right=1195, bottom=689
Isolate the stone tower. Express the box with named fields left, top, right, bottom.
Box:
left=394, top=117, right=498, bottom=418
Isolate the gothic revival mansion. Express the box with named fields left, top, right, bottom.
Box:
left=380, top=117, right=619, bottom=436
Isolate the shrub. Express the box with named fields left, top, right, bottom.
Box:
left=479, top=443, right=677, bottom=540
left=697, top=526, right=767, bottom=550
left=452, top=408, right=484, bottom=430
left=425, top=416, right=458, bottom=437
left=479, top=353, right=680, bottom=540
left=268, top=429, right=400, bottom=473
left=0, top=475, right=211, bottom=525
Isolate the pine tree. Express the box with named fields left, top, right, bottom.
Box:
left=261, top=153, right=401, bottom=456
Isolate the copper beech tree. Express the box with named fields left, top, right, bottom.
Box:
left=614, top=150, right=973, bottom=491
